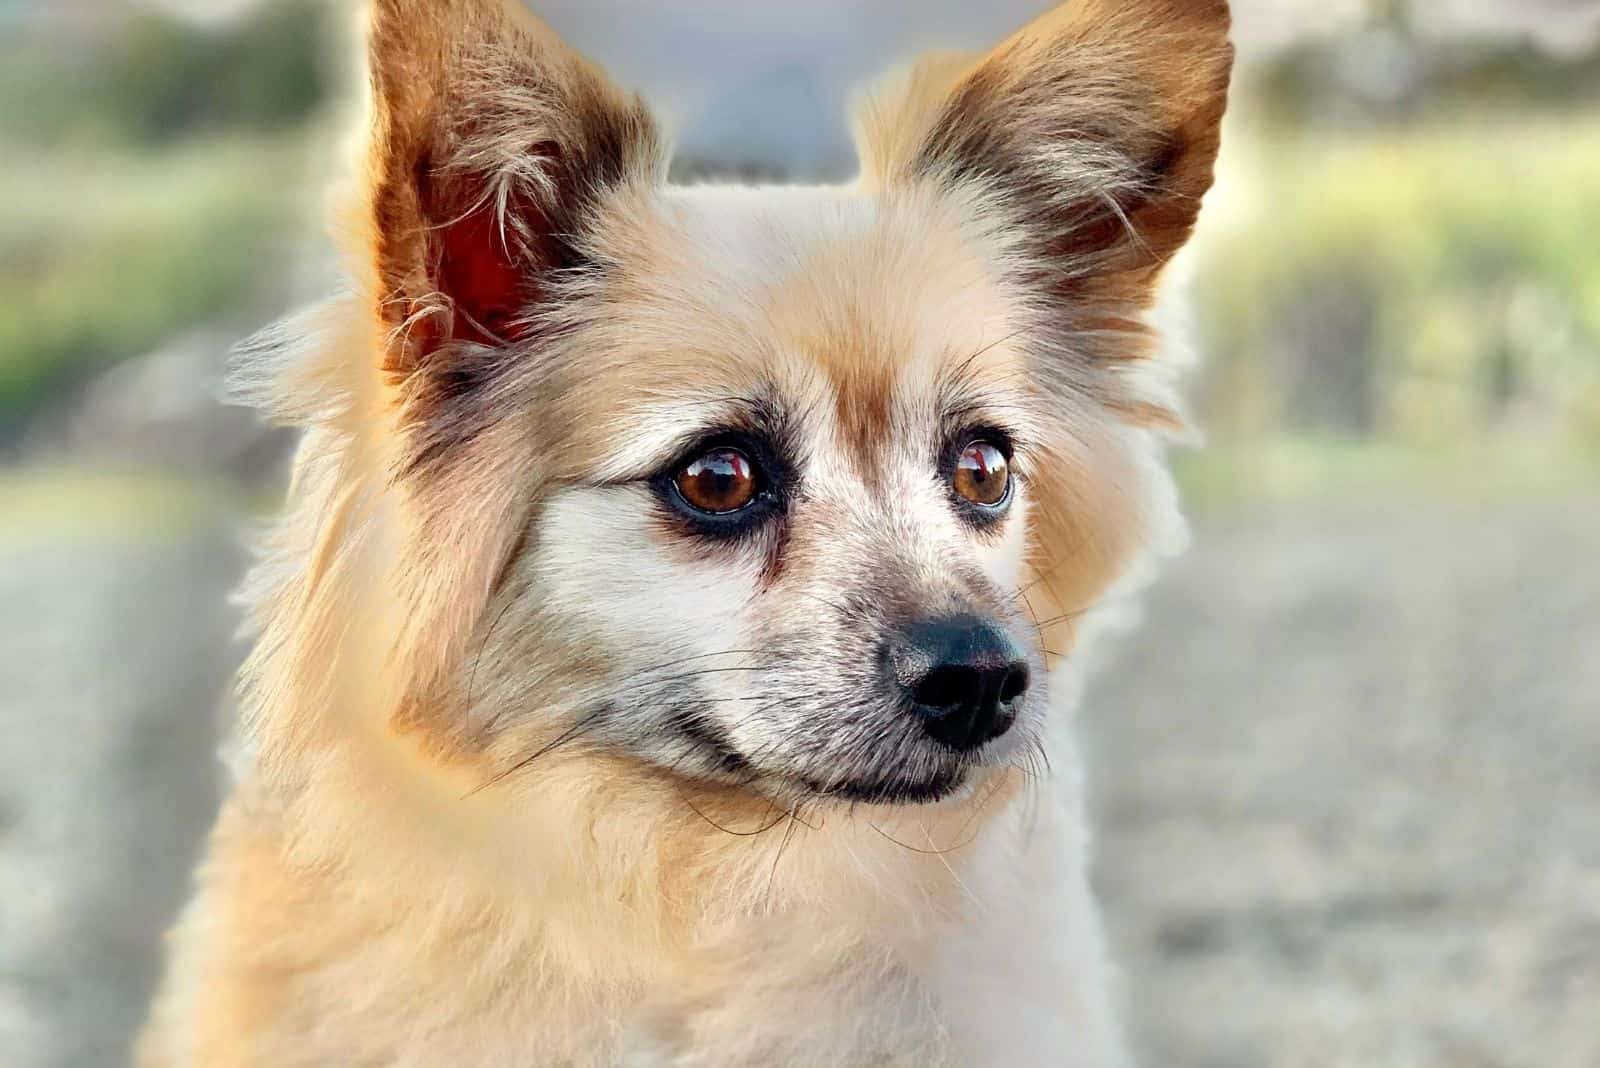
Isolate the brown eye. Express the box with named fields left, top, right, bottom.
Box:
left=952, top=440, right=1011, bottom=508
left=674, top=448, right=759, bottom=514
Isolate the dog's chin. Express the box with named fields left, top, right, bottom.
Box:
left=799, top=767, right=970, bottom=806
left=656, top=718, right=1006, bottom=807
left=658, top=737, right=975, bottom=807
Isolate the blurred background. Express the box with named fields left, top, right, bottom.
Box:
left=2, top=1, right=1597, bottom=1065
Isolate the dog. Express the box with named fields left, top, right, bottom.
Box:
left=138, top=1, right=1231, bottom=1063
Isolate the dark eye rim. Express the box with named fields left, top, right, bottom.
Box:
left=650, top=432, right=786, bottom=539
left=941, top=427, right=1017, bottom=524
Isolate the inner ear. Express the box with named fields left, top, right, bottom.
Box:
left=1036, top=132, right=1191, bottom=281
left=438, top=203, right=524, bottom=347
left=419, top=151, right=563, bottom=350
left=858, top=0, right=1232, bottom=289
left=366, top=0, right=664, bottom=373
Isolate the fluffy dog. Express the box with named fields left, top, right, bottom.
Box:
left=139, top=1, right=1231, bottom=1064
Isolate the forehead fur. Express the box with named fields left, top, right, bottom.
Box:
left=535, top=178, right=1152, bottom=673
left=557, top=181, right=1027, bottom=477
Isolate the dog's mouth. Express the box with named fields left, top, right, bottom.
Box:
left=656, top=686, right=1021, bottom=807
left=796, top=767, right=969, bottom=805
left=667, top=730, right=973, bottom=806
left=663, top=716, right=976, bottom=805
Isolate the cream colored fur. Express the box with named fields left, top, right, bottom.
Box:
left=138, top=1, right=1231, bottom=1064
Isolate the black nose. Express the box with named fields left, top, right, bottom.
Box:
left=887, top=614, right=1029, bottom=751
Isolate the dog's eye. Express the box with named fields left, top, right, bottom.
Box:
left=952, top=440, right=1011, bottom=508
left=673, top=448, right=760, bottom=515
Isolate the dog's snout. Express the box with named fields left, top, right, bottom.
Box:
left=888, top=614, right=1028, bottom=751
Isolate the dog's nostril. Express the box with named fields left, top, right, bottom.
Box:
left=891, top=614, right=1028, bottom=752
left=911, top=665, right=977, bottom=710
left=999, top=663, right=1029, bottom=706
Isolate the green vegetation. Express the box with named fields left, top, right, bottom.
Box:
left=1176, top=435, right=1600, bottom=510
left=0, top=464, right=212, bottom=539
left=1, top=2, right=1596, bottom=502
left=0, top=138, right=312, bottom=434
left=0, top=0, right=332, bottom=147
left=0, top=1, right=334, bottom=437
left=1188, top=107, right=1600, bottom=492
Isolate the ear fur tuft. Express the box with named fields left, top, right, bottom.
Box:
left=365, top=0, right=664, bottom=378
left=857, top=0, right=1232, bottom=296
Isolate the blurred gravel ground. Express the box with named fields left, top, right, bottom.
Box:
left=1087, top=495, right=1600, bottom=1068
left=1, top=486, right=1596, bottom=1067
left=0, top=516, right=237, bottom=1068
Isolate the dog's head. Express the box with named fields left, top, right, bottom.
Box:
left=249, top=0, right=1230, bottom=810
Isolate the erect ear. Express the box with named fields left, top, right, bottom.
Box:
left=355, top=1, right=662, bottom=717
left=366, top=0, right=663, bottom=381
left=856, top=0, right=1232, bottom=299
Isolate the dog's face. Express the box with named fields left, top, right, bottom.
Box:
left=350, top=0, right=1231, bottom=806
left=482, top=187, right=1052, bottom=804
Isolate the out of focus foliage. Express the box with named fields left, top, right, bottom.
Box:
left=1180, top=15, right=1600, bottom=499
left=1, top=0, right=1597, bottom=492
left=0, top=2, right=333, bottom=437
left=0, top=142, right=305, bottom=433
left=0, top=0, right=331, bottom=147
left=1197, top=116, right=1600, bottom=444
left=1257, top=30, right=1600, bottom=127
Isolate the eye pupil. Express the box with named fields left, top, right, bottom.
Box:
left=953, top=440, right=1011, bottom=509
left=675, top=448, right=759, bottom=514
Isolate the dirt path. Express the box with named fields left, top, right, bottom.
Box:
left=1084, top=495, right=1600, bottom=1068
left=0, top=519, right=237, bottom=1068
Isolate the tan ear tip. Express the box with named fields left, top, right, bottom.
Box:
left=1165, top=0, right=1234, bottom=40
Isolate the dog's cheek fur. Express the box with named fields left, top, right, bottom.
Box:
left=469, top=486, right=763, bottom=766
left=355, top=0, right=671, bottom=720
